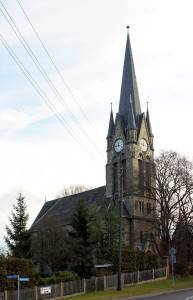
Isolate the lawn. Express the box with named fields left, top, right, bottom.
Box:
left=64, top=278, right=193, bottom=300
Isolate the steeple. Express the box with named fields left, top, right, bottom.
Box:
left=106, top=27, right=156, bottom=252
left=127, top=95, right=136, bottom=130
left=107, top=103, right=114, bottom=138
left=118, top=26, right=141, bottom=128
left=146, top=102, right=153, bottom=137
left=126, top=95, right=137, bottom=143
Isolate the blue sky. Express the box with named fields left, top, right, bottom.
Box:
left=0, top=0, right=193, bottom=247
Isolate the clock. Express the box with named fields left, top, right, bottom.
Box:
left=140, top=138, right=147, bottom=152
left=114, top=139, right=123, bottom=152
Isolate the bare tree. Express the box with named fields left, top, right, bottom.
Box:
left=55, top=184, right=92, bottom=198
left=153, top=150, right=193, bottom=257
left=33, top=220, right=69, bottom=275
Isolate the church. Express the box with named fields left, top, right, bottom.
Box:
left=32, top=27, right=157, bottom=252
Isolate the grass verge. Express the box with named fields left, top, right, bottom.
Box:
left=64, top=278, right=193, bottom=300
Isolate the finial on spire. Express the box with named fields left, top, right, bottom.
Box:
left=146, top=101, right=149, bottom=110
left=126, top=26, right=130, bottom=29
left=111, top=102, right=112, bottom=110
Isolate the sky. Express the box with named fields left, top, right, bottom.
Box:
left=0, top=0, right=193, bottom=248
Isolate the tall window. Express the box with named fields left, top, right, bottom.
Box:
left=147, top=203, right=151, bottom=214
left=138, top=154, right=144, bottom=195
left=140, top=231, right=143, bottom=243
left=113, top=162, right=118, bottom=193
left=146, top=156, right=151, bottom=196
left=121, top=153, right=126, bottom=196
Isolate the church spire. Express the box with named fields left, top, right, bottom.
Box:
left=107, top=103, right=114, bottom=138
left=146, top=102, right=153, bottom=137
left=127, top=95, right=136, bottom=130
left=118, top=26, right=141, bottom=128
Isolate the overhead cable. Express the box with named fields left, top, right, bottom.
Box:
left=0, top=1, right=105, bottom=160
left=16, top=0, right=105, bottom=146
left=0, top=34, right=104, bottom=167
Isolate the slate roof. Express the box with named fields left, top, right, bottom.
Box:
left=127, top=96, right=136, bottom=130
left=118, top=27, right=141, bottom=128
left=136, top=113, right=144, bottom=136
left=146, top=105, right=153, bottom=137
left=32, top=186, right=107, bottom=229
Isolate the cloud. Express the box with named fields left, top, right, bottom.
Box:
left=0, top=106, right=53, bottom=132
left=0, top=0, right=193, bottom=243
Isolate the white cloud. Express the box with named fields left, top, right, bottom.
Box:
left=0, top=0, right=193, bottom=245
left=0, top=106, right=52, bottom=131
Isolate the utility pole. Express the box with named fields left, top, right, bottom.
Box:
left=117, top=166, right=123, bottom=291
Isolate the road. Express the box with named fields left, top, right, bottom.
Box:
left=113, top=289, right=193, bottom=300
left=141, top=289, right=193, bottom=300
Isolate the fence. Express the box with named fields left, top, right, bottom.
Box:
left=2, top=267, right=166, bottom=300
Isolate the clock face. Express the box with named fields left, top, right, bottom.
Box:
left=140, top=138, right=147, bottom=152
left=114, top=139, right=123, bottom=152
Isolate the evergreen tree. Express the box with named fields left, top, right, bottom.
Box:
left=69, top=198, right=94, bottom=278
left=4, top=192, right=31, bottom=259
left=70, top=198, right=89, bottom=242
left=87, top=201, right=119, bottom=264
left=102, top=201, right=119, bottom=261
left=87, top=203, right=104, bottom=264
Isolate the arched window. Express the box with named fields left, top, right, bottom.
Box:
left=138, top=153, right=144, bottom=195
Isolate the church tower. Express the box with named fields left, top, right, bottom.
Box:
left=106, top=27, right=156, bottom=251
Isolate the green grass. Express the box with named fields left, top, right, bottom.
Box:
left=64, top=278, right=193, bottom=300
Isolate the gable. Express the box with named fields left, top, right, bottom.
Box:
left=137, top=113, right=150, bottom=144
left=112, top=113, right=126, bottom=142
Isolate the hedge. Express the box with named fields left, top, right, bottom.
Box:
left=36, top=274, right=80, bottom=286
left=112, top=249, right=160, bottom=273
left=0, top=258, right=80, bottom=292
left=0, top=257, right=36, bottom=292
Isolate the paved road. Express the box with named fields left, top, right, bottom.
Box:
left=140, top=289, right=193, bottom=300
left=112, top=288, right=193, bottom=300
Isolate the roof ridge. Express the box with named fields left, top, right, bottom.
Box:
left=31, top=197, right=61, bottom=227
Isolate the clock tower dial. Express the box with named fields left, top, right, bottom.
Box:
left=114, top=139, right=123, bottom=152
left=140, top=138, right=148, bottom=152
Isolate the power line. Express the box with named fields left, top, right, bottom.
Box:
left=16, top=0, right=105, bottom=146
left=0, top=0, right=105, bottom=160
left=0, top=34, right=104, bottom=167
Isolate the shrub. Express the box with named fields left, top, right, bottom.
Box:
left=174, top=262, right=189, bottom=276
left=112, top=249, right=160, bottom=273
left=58, top=271, right=73, bottom=277
left=0, top=257, right=35, bottom=292
left=36, top=274, right=80, bottom=286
